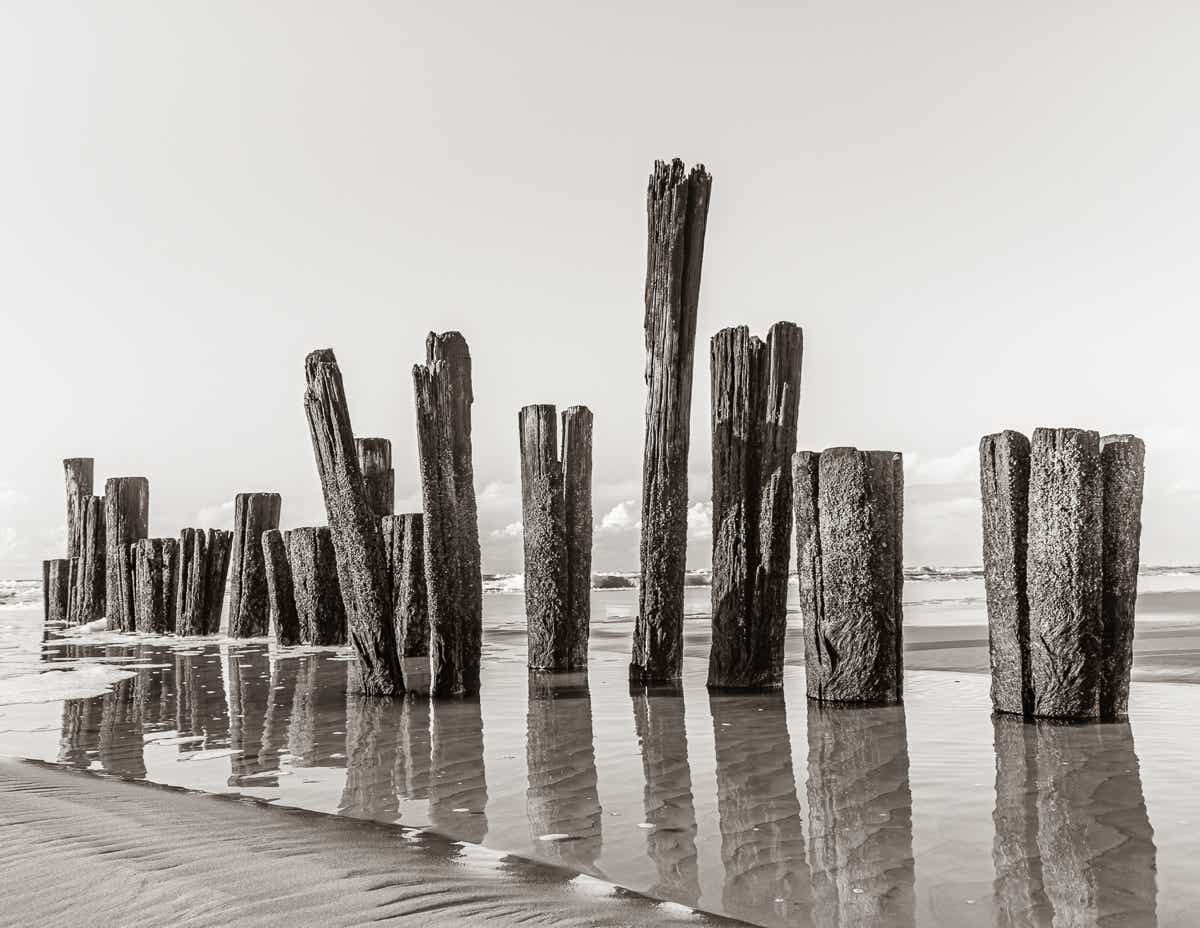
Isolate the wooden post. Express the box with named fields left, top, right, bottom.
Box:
left=520, top=404, right=568, bottom=669
left=287, top=526, right=346, bottom=645
left=175, top=527, right=232, bottom=636
left=304, top=348, right=402, bottom=696
left=793, top=447, right=904, bottom=704
left=382, top=513, right=428, bottom=658
left=262, top=529, right=300, bottom=646
left=708, top=322, right=803, bottom=690
left=413, top=331, right=482, bottom=697
left=1028, top=428, right=1103, bottom=720
left=1099, top=434, right=1145, bottom=721
left=227, top=492, right=281, bottom=638
left=132, top=538, right=178, bottom=633
left=562, top=406, right=593, bottom=669
left=979, top=430, right=1032, bottom=716
left=42, top=558, right=70, bottom=622
left=68, top=495, right=106, bottom=625
left=104, top=477, right=148, bottom=631
left=355, top=437, right=395, bottom=520
left=63, top=458, right=93, bottom=558
left=632, top=159, right=712, bottom=685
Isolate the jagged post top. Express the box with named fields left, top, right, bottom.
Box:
left=425, top=330, right=473, bottom=402
left=355, top=437, right=392, bottom=470
left=644, top=159, right=712, bottom=352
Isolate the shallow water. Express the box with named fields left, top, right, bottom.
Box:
left=1, top=585, right=1198, bottom=926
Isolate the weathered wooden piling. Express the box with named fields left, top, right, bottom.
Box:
left=42, top=558, right=70, bottom=622
left=132, top=538, right=178, bottom=633
left=1028, top=428, right=1103, bottom=720
left=382, top=513, right=428, bottom=658
left=708, top=322, right=804, bottom=690
left=562, top=406, right=593, bottom=669
left=261, top=529, right=300, bottom=646
left=63, top=458, right=93, bottom=558
left=174, top=528, right=233, bottom=636
left=68, top=495, right=106, bottom=625
left=793, top=447, right=904, bottom=704
left=287, top=526, right=346, bottom=645
left=305, top=348, right=402, bottom=695
left=413, top=332, right=482, bottom=697
left=104, top=477, right=148, bottom=631
left=227, top=492, right=281, bottom=638
left=356, top=437, right=394, bottom=520
left=979, top=430, right=1032, bottom=716
left=1099, top=434, right=1145, bottom=721
left=632, top=159, right=712, bottom=685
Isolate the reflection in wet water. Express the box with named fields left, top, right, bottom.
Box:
left=991, top=715, right=1157, bottom=927
left=340, top=691, right=401, bottom=821
left=227, top=647, right=276, bottom=787
left=429, top=697, right=489, bottom=844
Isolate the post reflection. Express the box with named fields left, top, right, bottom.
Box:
left=395, top=692, right=432, bottom=800
left=339, top=685, right=401, bottom=822
left=991, top=715, right=1157, bottom=927
left=226, top=646, right=277, bottom=786
left=58, top=696, right=100, bottom=768
left=631, top=684, right=700, bottom=907
left=174, top=651, right=230, bottom=752
left=805, top=702, right=916, bottom=928
left=429, top=697, right=489, bottom=844
left=288, top=653, right=349, bottom=769
left=710, top=690, right=810, bottom=925
left=526, top=672, right=603, bottom=874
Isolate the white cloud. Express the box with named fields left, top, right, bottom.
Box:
left=600, top=500, right=637, bottom=532
left=491, top=521, right=523, bottom=538
left=195, top=500, right=235, bottom=529
left=477, top=481, right=519, bottom=508
left=687, top=501, right=712, bottom=538
left=905, top=445, right=977, bottom=485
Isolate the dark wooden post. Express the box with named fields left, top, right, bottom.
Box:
left=1028, top=428, right=1103, bottom=720
left=562, top=406, right=593, bottom=669
left=979, top=430, right=1032, bottom=716
left=176, top=527, right=234, bottom=635
left=1099, top=434, right=1145, bottom=721
left=132, top=538, right=178, bottom=633
left=227, top=492, right=281, bottom=638
left=304, top=347, right=402, bottom=695
left=356, top=437, right=395, bottom=520
left=287, top=526, right=346, bottom=645
left=382, top=513, right=428, bottom=658
left=520, top=404, right=569, bottom=669
left=68, top=495, right=106, bottom=625
left=63, top=457, right=93, bottom=558
left=202, top=528, right=233, bottom=634
left=262, top=529, right=301, bottom=646
left=708, top=322, right=803, bottom=690
left=793, top=447, right=904, bottom=704
left=104, top=477, right=148, bottom=632
left=413, top=331, right=482, bottom=697
left=43, top=558, right=70, bottom=622
left=632, top=159, right=712, bottom=685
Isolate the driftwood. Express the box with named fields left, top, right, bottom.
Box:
left=632, top=159, right=712, bottom=685
left=287, top=526, right=346, bottom=645
left=104, top=477, right=148, bottom=631
left=304, top=348, right=402, bottom=695
left=42, top=558, right=70, bottom=622
left=175, top=528, right=233, bottom=636
left=413, top=332, right=482, bottom=697
left=979, top=430, right=1032, bottom=715
left=1099, top=434, right=1145, bottom=721
left=794, top=447, right=904, bottom=704
left=63, top=457, right=93, bottom=558
left=356, top=437, right=394, bottom=520
left=1028, top=428, right=1103, bottom=720
left=132, top=538, right=178, bottom=634
left=382, top=514, right=428, bottom=658
left=262, top=529, right=300, bottom=646
left=708, top=322, right=803, bottom=689
left=68, top=495, right=106, bottom=625
left=228, top=493, right=281, bottom=638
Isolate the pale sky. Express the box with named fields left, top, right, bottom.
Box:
left=3, top=2, right=1199, bottom=577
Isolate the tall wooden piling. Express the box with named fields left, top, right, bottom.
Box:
left=793, top=447, right=904, bottom=704
left=1099, top=434, right=1145, bottom=721
left=520, top=405, right=568, bottom=670
left=68, top=495, right=106, bottom=625
left=632, top=159, right=712, bottom=685
left=561, top=406, right=593, bottom=669
left=43, top=558, right=70, bottom=622
left=305, top=348, right=402, bottom=695
left=413, top=331, right=482, bottom=697
left=63, top=458, right=93, bottom=558
left=104, top=477, right=148, bottom=631
left=287, top=526, right=346, bottom=646
left=979, top=430, right=1032, bottom=716
left=1028, top=428, right=1103, bottom=720
left=382, top=513, right=428, bottom=658
left=262, top=529, right=300, bottom=646
left=708, top=322, right=804, bottom=690
left=132, top=538, right=178, bottom=634
left=175, top=527, right=233, bottom=636
left=227, top=493, right=281, bottom=638
left=356, top=437, right=394, bottom=520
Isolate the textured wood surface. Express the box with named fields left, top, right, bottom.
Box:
left=62, top=457, right=93, bottom=559
left=132, top=538, right=178, bottom=634
left=1099, top=434, right=1145, bottom=721
left=382, top=513, right=428, bottom=658
left=228, top=492, right=281, bottom=638
left=633, top=159, right=712, bottom=685
left=561, top=406, right=593, bottom=670
left=708, top=322, right=803, bottom=689
left=305, top=348, right=402, bottom=695
left=520, top=405, right=569, bottom=670
left=68, top=495, right=106, bottom=625
left=42, top=558, right=70, bottom=622
left=979, top=430, right=1032, bottom=716
left=262, top=529, right=300, bottom=646
left=175, top=528, right=232, bottom=636
left=1028, top=427, right=1102, bottom=720
left=413, top=332, right=482, bottom=697
left=288, top=526, right=347, bottom=646
left=103, top=477, right=148, bottom=630
left=355, top=437, right=395, bottom=520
